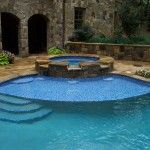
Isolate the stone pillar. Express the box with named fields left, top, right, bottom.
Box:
left=18, top=21, right=29, bottom=57
left=0, top=13, right=2, bottom=50
left=52, top=1, right=64, bottom=48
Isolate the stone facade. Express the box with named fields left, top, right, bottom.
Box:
left=65, top=0, right=114, bottom=39
left=0, top=0, right=115, bottom=57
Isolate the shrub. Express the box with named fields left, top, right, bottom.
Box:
left=88, top=33, right=106, bottom=43
left=69, top=25, right=94, bottom=42
left=0, top=50, right=15, bottom=64
left=136, top=69, right=150, bottom=78
left=48, top=47, right=66, bottom=55
left=0, top=53, right=9, bottom=66
left=88, top=34, right=150, bottom=45
left=114, top=26, right=124, bottom=39
left=118, top=1, right=141, bottom=37
left=147, top=13, right=150, bottom=31
left=88, top=35, right=111, bottom=43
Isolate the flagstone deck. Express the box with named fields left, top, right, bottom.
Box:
left=0, top=55, right=149, bottom=82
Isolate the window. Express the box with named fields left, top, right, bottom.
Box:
left=74, top=7, right=85, bottom=29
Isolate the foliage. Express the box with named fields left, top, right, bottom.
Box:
left=69, top=25, right=95, bottom=42
left=0, top=53, right=9, bottom=66
left=0, top=50, right=15, bottom=64
left=113, top=26, right=124, bottom=39
left=48, top=47, right=66, bottom=55
left=117, top=0, right=141, bottom=37
left=0, top=50, right=15, bottom=65
left=142, top=0, right=150, bottom=29
left=148, top=12, right=150, bottom=30
left=88, top=34, right=150, bottom=45
left=136, top=68, right=150, bottom=78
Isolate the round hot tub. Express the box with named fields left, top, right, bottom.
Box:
left=36, top=55, right=112, bottom=78
left=49, top=55, right=99, bottom=66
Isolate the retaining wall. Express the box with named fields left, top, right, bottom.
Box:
left=66, top=42, right=150, bottom=62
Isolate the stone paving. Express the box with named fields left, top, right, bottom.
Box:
left=113, top=60, right=150, bottom=82
left=0, top=56, right=149, bottom=82
left=0, top=56, right=37, bottom=82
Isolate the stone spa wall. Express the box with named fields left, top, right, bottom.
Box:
left=35, top=55, right=114, bottom=78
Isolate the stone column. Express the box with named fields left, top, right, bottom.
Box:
left=18, top=21, right=29, bottom=57
left=52, top=1, right=64, bottom=48
left=0, top=13, right=2, bottom=50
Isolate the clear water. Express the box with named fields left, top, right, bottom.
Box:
left=0, top=75, right=149, bottom=102
left=0, top=95, right=150, bottom=150
left=49, top=56, right=98, bottom=66
left=0, top=75, right=150, bottom=149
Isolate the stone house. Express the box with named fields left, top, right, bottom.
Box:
left=0, top=0, right=115, bottom=57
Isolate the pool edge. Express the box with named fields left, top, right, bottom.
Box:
left=0, top=72, right=149, bottom=84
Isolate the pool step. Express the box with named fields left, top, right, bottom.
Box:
left=0, top=94, right=32, bottom=105
left=0, top=108, right=52, bottom=123
left=0, top=94, right=52, bottom=123
left=0, top=102, right=42, bottom=113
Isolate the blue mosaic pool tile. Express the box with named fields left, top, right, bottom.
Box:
left=0, top=74, right=149, bottom=102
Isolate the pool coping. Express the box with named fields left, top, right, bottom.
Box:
left=112, top=71, right=150, bottom=82
left=0, top=70, right=149, bottom=84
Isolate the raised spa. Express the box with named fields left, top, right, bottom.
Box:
left=36, top=55, right=114, bottom=78
left=49, top=55, right=99, bottom=66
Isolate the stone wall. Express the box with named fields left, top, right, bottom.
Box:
left=0, top=0, right=115, bottom=56
left=65, top=0, right=114, bottom=41
left=0, top=0, right=63, bottom=56
left=66, top=42, right=150, bottom=62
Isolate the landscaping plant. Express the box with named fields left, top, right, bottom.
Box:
left=0, top=53, right=9, bottom=66
left=117, top=1, right=141, bottom=37
left=69, top=25, right=95, bottom=42
left=136, top=68, right=150, bottom=78
left=0, top=50, right=15, bottom=64
left=0, top=50, right=15, bottom=65
left=48, top=47, right=66, bottom=55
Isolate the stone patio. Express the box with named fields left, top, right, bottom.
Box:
left=0, top=55, right=150, bottom=82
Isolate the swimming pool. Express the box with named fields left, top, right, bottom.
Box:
left=0, top=75, right=150, bottom=149
left=0, top=74, right=149, bottom=102
left=49, top=56, right=99, bottom=66
left=0, top=95, right=150, bottom=150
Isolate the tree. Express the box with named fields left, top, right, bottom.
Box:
left=118, top=0, right=141, bottom=37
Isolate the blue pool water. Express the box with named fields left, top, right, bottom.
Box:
left=49, top=56, right=99, bottom=65
left=0, top=75, right=149, bottom=102
left=0, top=75, right=150, bottom=149
left=0, top=95, right=150, bottom=150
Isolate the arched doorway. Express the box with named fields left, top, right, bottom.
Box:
left=1, top=12, right=19, bottom=55
left=28, top=14, right=48, bottom=54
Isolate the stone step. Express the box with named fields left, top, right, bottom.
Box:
left=0, top=108, right=52, bottom=123
left=68, top=65, right=82, bottom=70
left=0, top=94, right=32, bottom=105
left=0, top=102, right=42, bottom=113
